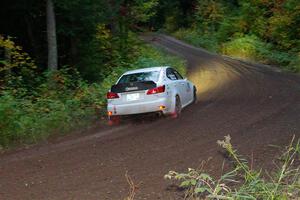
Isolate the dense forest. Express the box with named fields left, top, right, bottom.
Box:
left=166, top=0, right=300, bottom=72
left=0, top=0, right=299, bottom=147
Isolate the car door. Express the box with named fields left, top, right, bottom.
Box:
left=173, top=69, right=190, bottom=105
left=166, top=68, right=180, bottom=97
left=166, top=68, right=186, bottom=104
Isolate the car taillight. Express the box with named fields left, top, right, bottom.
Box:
left=147, top=85, right=165, bottom=95
left=107, top=92, right=119, bottom=99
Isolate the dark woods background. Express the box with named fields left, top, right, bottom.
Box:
left=1, top=0, right=299, bottom=81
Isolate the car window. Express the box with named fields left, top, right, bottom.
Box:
left=173, top=70, right=183, bottom=79
left=118, top=71, right=160, bottom=83
left=166, top=68, right=178, bottom=80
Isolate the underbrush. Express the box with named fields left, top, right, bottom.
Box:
left=172, top=29, right=300, bottom=73
left=221, top=35, right=300, bottom=73
left=173, top=29, right=218, bottom=53
left=0, top=37, right=186, bottom=148
left=0, top=69, right=103, bottom=147
left=165, top=135, right=300, bottom=199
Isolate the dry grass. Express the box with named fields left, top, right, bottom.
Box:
left=124, top=172, right=140, bottom=200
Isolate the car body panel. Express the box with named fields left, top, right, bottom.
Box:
left=107, top=66, right=196, bottom=116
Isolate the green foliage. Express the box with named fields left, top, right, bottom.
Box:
left=221, top=35, right=300, bottom=72
left=166, top=0, right=300, bottom=73
left=173, top=31, right=300, bottom=72
left=0, top=40, right=186, bottom=147
left=0, top=69, right=103, bottom=147
left=288, top=54, right=300, bottom=72
left=131, top=0, right=159, bottom=23
left=236, top=0, right=300, bottom=52
left=157, top=0, right=196, bottom=30
left=221, top=35, right=268, bottom=61
left=195, top=0, right=225, bottom=33
left=0, top=35, right=36, bottom=72
left=165, top=167, right=231, bottom=199
left=78, top=24, right=122, bottom=82
left=165, top=135, right=300, bottom=199
left=0, top=35, right=38, bottom=92
left=164, top=16, right=179, bottom=33
left=173, top=29, right=219, bottom=52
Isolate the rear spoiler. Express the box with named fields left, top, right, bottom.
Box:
left=111, top=81, right=157, bottom=93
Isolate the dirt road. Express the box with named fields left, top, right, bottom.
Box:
left=1, top=35, right=300, bottom=200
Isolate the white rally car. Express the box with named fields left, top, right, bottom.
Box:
left=106, top=66, right=196, bottom=124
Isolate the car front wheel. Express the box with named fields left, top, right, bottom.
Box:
left=193, top=86, right=197, bottom=104
left=171, top=95, right=182, bottom=118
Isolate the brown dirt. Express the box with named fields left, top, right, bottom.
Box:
left=1, top=34, right=300, bottom=200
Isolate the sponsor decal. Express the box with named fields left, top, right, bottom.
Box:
left=125, top=87, right=138, bottom=91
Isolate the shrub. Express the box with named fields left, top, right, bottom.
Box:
left=0, top=72, right=103, bottom=147
left=172, top=29, right=300, bottom=73
left=221, top=35, right=268, bottom=61
left=0, top=35, right=38, bottom=94
left=221, top=35, right=300, bottom=72
left=288, top=54, right=300, bottom=73
left=173, top=29, right=218, bottom=52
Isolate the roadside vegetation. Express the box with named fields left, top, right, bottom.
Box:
left=165, top=136, right=300, bottom=199
left=1, top=0, right=189, bottom=148
left=157, top=0, right=300, bottom=72
left=0, top=35, right=185, bottom=148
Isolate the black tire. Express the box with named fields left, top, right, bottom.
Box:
left=172, top=95, right=182, bottom=118
left=175, top=95, right=182, bottom=114
left=192, top=86, right=197, bottom=104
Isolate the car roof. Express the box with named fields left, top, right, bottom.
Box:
left=123, top=66, right=169, bottom=75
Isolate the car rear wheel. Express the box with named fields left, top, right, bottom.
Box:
left=171, top=95, right=182, bottom=118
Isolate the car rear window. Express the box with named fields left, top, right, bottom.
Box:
left=118, top=71, right=160, bottom=84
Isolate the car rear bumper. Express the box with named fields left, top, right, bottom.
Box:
left=107, top=98, right=169, bottom=116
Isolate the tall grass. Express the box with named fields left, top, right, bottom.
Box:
left=165, top=135, right=300, bottom=199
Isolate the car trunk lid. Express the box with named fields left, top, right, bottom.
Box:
left=111, top=81, right=157, bottom=93
left=110, top=81, right=157, bottom=104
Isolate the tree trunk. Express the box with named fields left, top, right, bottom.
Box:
left=46, top=0, right=58, bottom=70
